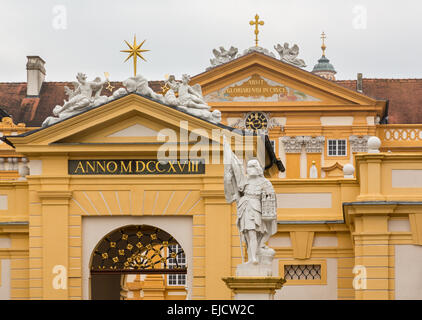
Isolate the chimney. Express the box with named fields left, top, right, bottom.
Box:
left=26, top=56, right=46, bottom=96
left=357, top=73, right=363, bottom=93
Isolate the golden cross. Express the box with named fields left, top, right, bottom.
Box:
left=120, top=35, right=150, bottom=77
left=249, top=14, right=264, bottom=47
left=321, top=31, right=327, bottom=56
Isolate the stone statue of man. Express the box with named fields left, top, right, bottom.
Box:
left=223, top=136, right=277, bottom=265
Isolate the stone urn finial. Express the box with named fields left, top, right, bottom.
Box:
left=367, top=136, right=381, bottom=153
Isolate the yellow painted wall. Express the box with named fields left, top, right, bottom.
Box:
left=0, top=54, right=421, bottom=301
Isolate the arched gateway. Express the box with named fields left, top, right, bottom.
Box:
left=90, top=224, right=187, bottom=300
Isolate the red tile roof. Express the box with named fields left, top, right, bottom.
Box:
left=0, top=78, right=420, bottom=126
left=0, top=81, right=164, bottom=127
left=336, top=79, right=422, bottom=124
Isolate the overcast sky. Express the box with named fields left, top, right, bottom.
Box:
left=1, top=0, right=421, bottom=82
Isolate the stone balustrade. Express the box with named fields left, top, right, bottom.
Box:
left=0, top=157, right=30, bottom=180
left=378, top=124, right=422, bottom=149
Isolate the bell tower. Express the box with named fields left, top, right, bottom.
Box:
left=312, top=32, right=337, bottom=80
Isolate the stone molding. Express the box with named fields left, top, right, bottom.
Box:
left=304, top=136, right=325, bottom=153
left=349, top=135, right=369, bottom=153
left=281, top=136, right=325, bottom=153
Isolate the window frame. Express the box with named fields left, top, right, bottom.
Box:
left=327, top=139, right=347, bottom=157
left=279, top=259, right=327, bottom=285
left=166, top=244, right=187, bottom=287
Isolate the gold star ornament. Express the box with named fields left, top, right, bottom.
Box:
left=120, top=35, right=150, bottom=77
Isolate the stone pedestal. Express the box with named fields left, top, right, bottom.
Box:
left=223, top=247, right=285, bottom=300
left=222, top=276, right=285, bottom=300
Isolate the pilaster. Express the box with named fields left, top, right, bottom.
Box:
left=201, top=187, right=232, bottom=299
left=345, top=204, right=395, bottom=300
left=38, top=190, right=72, bottom=300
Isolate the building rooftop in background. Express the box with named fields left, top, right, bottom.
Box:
left=1, top=75, right=421, bottom=127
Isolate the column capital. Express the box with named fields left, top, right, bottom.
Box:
left=281, top=136, right=325, bottom=153
left=349, top=135, right=369, bottom=153
left=37, top=191, right=72, bottom=205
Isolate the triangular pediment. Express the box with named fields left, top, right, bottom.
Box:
left=191, top=52, right=384, bottom=111
left=107, top=124, right=159, bottom=137
left=204, top=73, right=321, bottom=103
left=7, top=94, right=241, bottom=154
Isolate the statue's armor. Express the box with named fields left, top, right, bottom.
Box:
left=237, top=178, right=270, bottom=233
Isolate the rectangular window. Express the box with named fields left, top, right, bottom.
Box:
left=327, top=139, right=347, bottom=156
left=284, top=264, right=321, bottom=280
left=167, top=244, right=186, bottom=286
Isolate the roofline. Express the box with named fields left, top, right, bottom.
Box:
left=5, top=92, right=256, bottom=140
left=337, top=78, right=422, bottom=82
left=190, top=51, right=383, bottom=106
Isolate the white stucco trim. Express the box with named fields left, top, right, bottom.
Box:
left=29, top=160, right=42, bottom=175
left=0, top=237, right=11, bottom=249
left=0, top=259, right=10, bottom=300
left=320, top=116, right=354, bottom=126
left=278, top=137, right=286, bottom=179
left=313, top=236, right=338, bottom=247
left=300, top=145, right=307, bottom=178
left=366, top=116, right=375, bottom=125
left=395, top=245, right=422, bottom=299
left=276, top=193, right=332, bottom=208
left=388, top=219, right=410, bottom=232
left=107, top=124, right=159, bottom=137
left=268, top=235, right=291, bottom=247
left=392, top=170, right=422, bottom=188
left=0, top=195, right=7, bottom=210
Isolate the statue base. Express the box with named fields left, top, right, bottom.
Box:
left=236, top=263, right=273, bottom=277
left=222, top=277, right=286, bottom=300
left=223, top=247, right=284, bottom=300
left=236, top=247, right=275, bottom=276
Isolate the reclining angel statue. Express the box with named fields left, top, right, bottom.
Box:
left=163, top=74, right=221, bottom=124
left=223, top=136, right=277, bottom=265
left=122, top=74, right=164, bottom=102
left=42, top=73, right=108, bottom=127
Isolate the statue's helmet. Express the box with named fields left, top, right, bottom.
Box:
left=247, top=159, right=264, bottom=176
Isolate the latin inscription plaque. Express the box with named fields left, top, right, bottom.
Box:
left=68, top=159, right=205, bottom=175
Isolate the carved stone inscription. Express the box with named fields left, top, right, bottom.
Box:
left=68, top=159, right=205, bottom=175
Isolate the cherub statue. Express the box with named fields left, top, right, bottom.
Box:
left=210, top=46, right=239, bottom=67
left=61, top=73, right=106, bottom=112
left=177, top=74, right=210, bottom=110
left=42, top=73, right=108, bottom=127
left=223, top=136, right=277, bottom=265
left=274, top=43, right=306, bottom=68
left=163, top=74, right=222, bottom=123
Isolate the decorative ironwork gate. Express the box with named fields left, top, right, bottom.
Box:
left=90, top=224, right=187, bottom=275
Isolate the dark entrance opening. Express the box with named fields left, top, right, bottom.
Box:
left=89, top=224, right=187, bottom=300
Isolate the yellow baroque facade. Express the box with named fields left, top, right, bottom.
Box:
left=0, top=52, right=422, bottom=300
